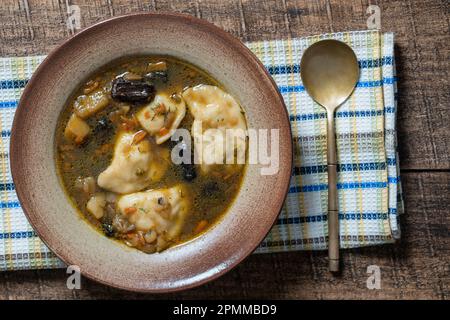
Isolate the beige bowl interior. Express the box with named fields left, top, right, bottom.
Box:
left=11, top=13, right=292, bottom=292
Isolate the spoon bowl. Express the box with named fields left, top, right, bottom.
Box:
left=301, top=39, right=359, bottom=111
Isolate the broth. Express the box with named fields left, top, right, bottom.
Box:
left=56, top=56, right=247, bottom=253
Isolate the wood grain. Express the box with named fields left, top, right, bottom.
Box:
left=0, top=0, right=449, bottom=300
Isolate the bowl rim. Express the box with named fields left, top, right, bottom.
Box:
left=10, top=12, right=293, bottom=293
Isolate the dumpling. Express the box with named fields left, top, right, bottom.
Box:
left=97, top=130, right=169, bottom=194
left=136, top=93, right=186, bottom=144
left=182, top=85, right=246, bottom=130
left=117, top=184, right=189, bottom=241
left=182, top=85, right=247, bottom=173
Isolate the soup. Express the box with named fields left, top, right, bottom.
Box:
left=56, top=56, right=247, bottom=253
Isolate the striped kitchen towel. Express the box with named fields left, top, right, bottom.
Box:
left=0, top=30, right=403, bottom=270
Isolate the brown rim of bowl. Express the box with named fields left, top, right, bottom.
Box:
left=10, top=12, right=293, bottom=293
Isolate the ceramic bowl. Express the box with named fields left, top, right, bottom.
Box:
left=10, top=13, right=292, bottom=292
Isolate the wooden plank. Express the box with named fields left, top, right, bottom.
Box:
left=0, top=171, right=448, bottom=299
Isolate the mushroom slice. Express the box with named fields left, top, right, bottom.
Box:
left=182, top=85, right=247, bottom=174
left=136, top=93, right=186, bottom=144
left=97, top=130, right=169, bottom=194
left=117, top=184, right=189, bottom=241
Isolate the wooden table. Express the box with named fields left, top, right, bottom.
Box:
left=0, top=0, right=448, bottom=300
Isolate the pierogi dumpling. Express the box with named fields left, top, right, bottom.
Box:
left=117, top=184, right=189, bottom=242
left=182, top=85, right=247, bottom=174
left=97, top=130, right=169, bottom=194
left=136, top=93, right=186, bottom=144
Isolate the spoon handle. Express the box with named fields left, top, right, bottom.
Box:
left=327, top=111, right=340, bottom=272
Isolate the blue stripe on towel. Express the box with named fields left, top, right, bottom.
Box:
left=294, top=162, right=387, bottom=175
left=388, top=177, right=400, bottom=183
left=0, top=201, right=21, bottom=209
left=0, top=183, right=15, bottom=191
left=0, top=79, right=28, bottom=90
left=0, top=230, right=37, bottom=239
left=276, top=211, right=389, bottom=224
left=0, top=101, right=18, bottom=109
left=289, top=106, right=395, bottom=122
left=266, top=56, right=394, bottom=75
left=279, top=77, right=397, bottom=94
left=289, top=181, right=387, bottom=193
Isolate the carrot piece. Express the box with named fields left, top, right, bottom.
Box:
left=74, top=136, right=84, bottom=144
left=124, top=207, right=137, bottom=215
left=159, top=127, right=169, bottom=135
left=132, top=130, right=147, bottom=145
left=120, top=115, right=138, bottom=131
left=193, top=220, right=208, bottom=234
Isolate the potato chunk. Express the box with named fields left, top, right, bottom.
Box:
left=86, top=193, right=106, bottom=219
left=64, top=114, right=90, bottom=144
left=147, top=61, right=167, bottom=72
left=73, top=90, right=110, bottom=119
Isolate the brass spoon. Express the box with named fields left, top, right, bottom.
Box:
left=300, top=39, right=359, bottom=272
